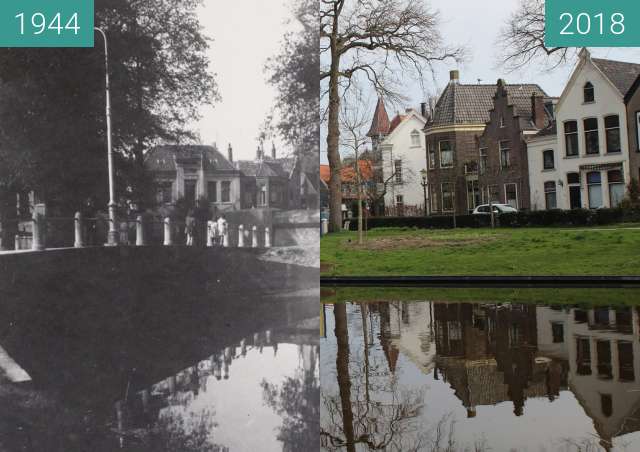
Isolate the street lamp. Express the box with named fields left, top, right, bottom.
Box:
left=420, top=168, right=428, bottom=217
left=95, top=27, right=118, bottom=246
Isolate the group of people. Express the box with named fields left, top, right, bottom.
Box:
left=184, top=210, right=227, bottom=246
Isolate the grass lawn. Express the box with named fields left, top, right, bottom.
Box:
left=321, top=225, right=640, bottom=276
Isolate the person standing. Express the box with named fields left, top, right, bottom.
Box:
left=216, top=214, right=227, bottom=246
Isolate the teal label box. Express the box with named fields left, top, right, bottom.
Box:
left=546, top=0, right=640, bottom=47
left=0, top=0, right=94, bottom=47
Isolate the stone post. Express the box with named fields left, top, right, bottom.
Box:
left=14, top=234, right=20, bottom=251
left=238, top=224, right=245, bottom=247
left=207, top=221, right=214, bottom=247
left=321, top=218, right=329, bottom=235
left=264, top=227, right=271, bottom=248
left=74, top=212, right=84, bottom=248
left=163, top=217, right=173, bottom=246
left=252, top=226, right=258, bottom=248
left=136, top=215, right=145, bottom=246
left=31, top=212, right=44, bottom=251
left=223, top=224, right=229, bottom=247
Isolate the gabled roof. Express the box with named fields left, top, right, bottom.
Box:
left=428, top=82, right=547, bottom=128
left=388, top=114, right=407, bottom=134
left=146, top=145, right=236, bottom=172
left=235, top=159, right=288, bottom=178
left=319, top=161, right=374, bottom=184
left=592, top=58, right=640, bottom=97
left=381, top=109, right=427, bottom=145
left=367, top=97, right=391, bottom=137
left=624, top=74, right=640, bottom=104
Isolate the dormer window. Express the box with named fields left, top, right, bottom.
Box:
left=583, top=82, right=595, bottom=103
left=410, top=130, right=420, bottom=147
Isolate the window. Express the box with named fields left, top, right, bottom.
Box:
left=410, top=130, right=420, bottom=147
left=394, top=159, right=403, bottom=183
left=505, top=183, right=517, bottom=208
left=430, top=186, right=438, bottom=212
left=499, top=141, right=510, bottom=169
left=428, top=143, right=436, bottom=169
left=543, top=149, right=554, bottom=170
left=259, top=187, right=267, bottom=206
left=184, top=180, right=197, bottom=205
left=439, top=141, right=453, bottom=168
left=604, top=115, right=621, bottom=153
left=396, top=195, right=404, bottom=216
left=584, top=118, right=599, bottom=155
left=467, top=180, right=480, bottom=212
left=576, top=337, right=592, bottom=375
left=618, top=341, right=635, bottom=381
left=500, top=116, right=505, bottom=128
left=583, top=82, right=594, bottom=103
left=587, top=171, right=602, bottom=208
left=221, top=181, right=231, bottom=203
left=601, top=394, right=613, bottom=417
left=479, top=148, right=487, bottom=175
left=597, top=340, right=613, bottom=379
left=486, top=185, right=500, bottom=204
left=157, top=182, right=172, bottom=204
left=441, top=183, right=454, bottom=211
left=544, top=181, right=557, bottom=209
left=568, top=172, right=582, bottom=209
left=564, top=121, right=579, bottom=156
left=608, top=169, right=624, bottom=208
left=207, top=181, right=217, bottom=202
left=551, top=322, right=564, bottom=343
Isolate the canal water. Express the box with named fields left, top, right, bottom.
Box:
left=0, top=286, right=319, bottom=452
left=321, top=293, right=640, bottom=452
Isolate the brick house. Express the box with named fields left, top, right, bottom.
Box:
left=475, top=79, right=553, bottom=211
left=625, top=74, right=640, bottom=183
left=424, top=70, right=545, bottom=214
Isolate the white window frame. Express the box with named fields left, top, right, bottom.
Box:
left=410, top=130, right=420, bottom=147
left=394, top=159, right=403, bottom=183
left=604, top=115, right=621, bottom=154
left=439, top=140, right=454, bottom=168
left=504, top=183, right=518, bottom=209
left=583, top=117, right=600, bottom=155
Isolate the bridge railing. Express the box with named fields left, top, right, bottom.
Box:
left=0, top=213, right=272, bottom=251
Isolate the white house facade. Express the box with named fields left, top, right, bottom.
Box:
left=380, top=109, right=427, bottom=215
left=545, top=50, right=640, bottom=210
left=527, top=127, right=561, bottom=211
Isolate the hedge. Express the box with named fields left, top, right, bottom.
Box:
left=347, top=208, right=640, bottom=231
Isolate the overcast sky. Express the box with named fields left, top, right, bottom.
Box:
left=194, top=0, right=295, bottom=161
left=320, top=0, right=640, bottom=164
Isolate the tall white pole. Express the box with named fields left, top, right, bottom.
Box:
left=95, top=27, right=118, bottom=246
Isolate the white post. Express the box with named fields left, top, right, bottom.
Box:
left=207, top=221, right=214, bottom=247
left=321, top=218, right=328, bottom=235
left=163, top=217, right=173, bottom=246
left=238, top=224, right=245, bottom=247
left=14, top=234, right=20, bottom=251
left=252, top=226, right=258, bottom=248
left=74, top=212, right=84, bottom=248
left=264, top=226, right=271, bottom=248
left=223, top=223, right=229, bottom=247
left=31, top=212, right=44, bottom=251
left=136, top=215, right=145, bottom=246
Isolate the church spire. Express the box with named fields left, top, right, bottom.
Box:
left=367, top=96, right=391, bottom=138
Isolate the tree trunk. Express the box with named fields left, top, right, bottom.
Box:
left=327, top=41, right=342, bottom=232
left=334, top=303, right=356, bottom=452
left=355, top=148, right=363, bottom=245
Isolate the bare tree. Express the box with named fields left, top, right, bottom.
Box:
left=320, top=0, right=463, bottom=232
left=497, top=0, right=577, bottom=72
left=340, top=87, right=371, bottom=244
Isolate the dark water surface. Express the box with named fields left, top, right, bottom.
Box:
left=321, top=298, right=640, bottom=452
left=0, top=279, right=319, bottom=451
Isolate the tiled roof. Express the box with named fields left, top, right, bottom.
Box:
left=146, top=145, right=235, bottom=171
left=429, top=83, right=548, bottom=128
left=592, top=58, right=640, bottom=97
left=367, top=97, right=391, bottom=137
left=388, top=114, right=407, bottom=134
left=235, top=159, right=289, bottom=178
left=534, top=121, right=557, bottom=137
left=320, top=164, right=330, bottom=183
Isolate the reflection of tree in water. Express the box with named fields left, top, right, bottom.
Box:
left=260, top=346, right=320, bottom=452
left=321, top=303, right=429, bottom=451
left=139, top=408, right=223, bottom=452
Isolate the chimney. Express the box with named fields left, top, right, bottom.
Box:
left=271, top=142, right=276, bottom=160
left=227, top=143, right=233, bottom=162
left=531, top=92, right=545, bottom=129
left=449, top=70, right=460, bottom=84
left=420, top=102, right=427, bottom=118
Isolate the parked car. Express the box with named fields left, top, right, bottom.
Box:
left=472, top=204, right=518, bottom=215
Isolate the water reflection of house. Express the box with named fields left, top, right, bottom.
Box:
left=433, top=303, right=561, bottom=417
left=537, top=306, right=640, bottom=449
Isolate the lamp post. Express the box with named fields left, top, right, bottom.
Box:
left=95, top=27, right=118, bottom=246
left=420, top=168, right=428, bottom=217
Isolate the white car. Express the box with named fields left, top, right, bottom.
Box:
left=472, top=204, right=518, bottom=215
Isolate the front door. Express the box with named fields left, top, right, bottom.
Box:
left=569, top=186, right=581, bottom=209
left=185, top=180, right=197, bottom=206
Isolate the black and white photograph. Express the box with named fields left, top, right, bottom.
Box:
left=0, top=0, right=319, bottom=451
